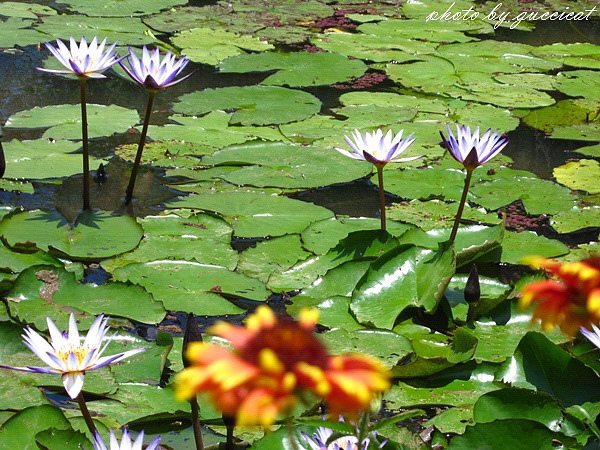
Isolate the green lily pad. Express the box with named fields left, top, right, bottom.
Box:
left=350, top=242, right=455, bottom=329
left=113, top=261, right=267, bottom=315
left=174, top=86, right=321, bottom=126
left=573, top=142, right=600, bottom=158
left=0, top=244, right=63, bottom=274
left=1, top=139, right=107, bottom=180
left=531, top=42, right=600, bottom=69
left=0, top=17, right=54, bottom=48
left=320, top=328, right=413, bottom=369
left=171, top=191, right=334, bottom=238
left=0, top=2, right=56, bottom=18
left=5, top=104, right=140, bottom=141
left=141, top=113, right=288, bottom=149
left=237, top=234, right=310, bottom=283
left=102, top=211, right=237, bottom=273
left=312, top=32, right=435, bottom=63
left=219, top=51, right=367, bottom=87
left=269, top=230, right=399, bottom=291
left=498, top=332, right=600, bottom=406
left=478, top=230, right=569, bottom=265
left=383, top=167, right=468, bottom=202
left=172, top=27, right=273, bottom=65
left=469, top=176, right=576, bottom=214
left=58, top=0, right=187, bottom=17
left=34, top=15, right=158, bottom=46
left=522, top=99, right=600, bottom=133
left=447, top=419, right=558, bottom=449
left=554, top=70, right=600, bottom=101
left=35, top=428, right=91, bottom=450
left=5, top=265, right=165, bottom=328
left=114, top=141, right=205, bottom=169
left=0, top=209, right=143, bottom=261
left=553, top=159, right=600, bottom=194
left=493, top=73, right=556, bottom=91
left=387, top=199, right=499, bottom=231
left=301, top=217, right=414, bottom=255
left=203, top=142, right=371, bottom=189
left=550, top=207, right=600, bottom=234
left=0, top=406, right=72, bottom=449
left=391, top=324, right=477, bottom=377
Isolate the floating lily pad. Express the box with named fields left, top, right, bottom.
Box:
left=219, top=51, right=367, bottom=87
left=142, top=112, right=288, bottom=148
left=493, top=73, right=556, bottom=91
left=5, top=265, right=165, bottom=328
left=113, top=261, right=267, bottom=315
left=391, top=324, right=477, bottom=377
left=301, top=217, right=414, bottom=255
left=387, top=199, right=499, bottom=230
left=268, top=230, right=399, bottom=291
left=479, top=230, right=569, bottom=264
left=320, top=328, right=413, bottom=369
left=115, top=141, right=205, bottom=169
left=34, top=15, right=158, bottom=46
left=1, top=139, right=108, bottom=180
left=351, top=242, right=455, bottom=329
left=102, top=211, right=237, bottom=273
left=573, top=142, right=600, bottom=158
left=554, top=70, right=600, bottom=101
left=58, top=0, right=187, bottom=17
left=174, top=86, right=321, bottom=126
left=0, top=17, right=54, bottom=48
left=469, top=176, right=576, bottom=214
left=172, top=27, right=273, bottom=65
left=170, top=190, right=334, bottom=238
left=202, top=142, right=371, bottom=189
left=522, top=99, right=600, bottom=133
left=0, top=209, right=143, bottom=261
left=312, top=32, right=435, bottom=63
left=553, top=159, right=600, bottom=194
left=0, top=2, right=56, bottom=18
left=531, top=42, right=600, bottom=69
left=5, top=104, right=140, bottom=141
left=550, top=207, right=600, bottom=234
left=383, top=167, right=467, bottom=202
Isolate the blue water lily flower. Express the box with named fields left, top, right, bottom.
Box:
left=0, top=313, right=145, bottom=399
left=119, top=46, right=193, bottom=90
left=336, top=128, right=419, bottom=167
left=440, top=125, right=509, bottom=169
left=91, top=429, right=161, bottom=450
left=38, top=36, right=121, bottom=78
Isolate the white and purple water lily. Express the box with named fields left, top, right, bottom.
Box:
left=37, top=36, right=121, bottom=78
left=581, top=324, right=600, bottom=349
left=440, top=125, right=509, bottom=169
left=302, top=425, right=386, bottom=450
left=91, top=429, right=161, bottom=450
left=119, top=46, right=193, bottom=90
left=0, top=313, right=145, bottom=399
left=335, top=128, right=420, bottom=167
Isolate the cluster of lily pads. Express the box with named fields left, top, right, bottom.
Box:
left=0, top=0, right=599, bottom=448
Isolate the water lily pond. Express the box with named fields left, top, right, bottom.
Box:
left=0, top=0, right=600, bottom=448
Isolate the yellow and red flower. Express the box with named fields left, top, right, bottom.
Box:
left=175, top=306, right=390, bottom=427
left=519, top=256, right=600, bottom=336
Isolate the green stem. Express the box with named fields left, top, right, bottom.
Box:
left=449, top=167, right=474, bottom=243
left=125, top=90, right=156, bottom=204
left=190, top=396, right=204, bottom=450
left=76, top=391, right=97, bottom=437
left=79, top=78, right=90, bottom=210
left=376, top=165, right=386, bottom=232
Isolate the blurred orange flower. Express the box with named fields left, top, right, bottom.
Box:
left=519, top=256, right=600, bottom=336
left=174, top=306, right=390, bottom=427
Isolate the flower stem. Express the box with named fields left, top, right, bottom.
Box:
left=376, top=165, right=386, bottom=231
left=449, top=167, right=474, bottom=243
left=190, top=396, right=204, bottom=450
left=125, top=90, right=156, bottom=204
left=79, top=78, right=90, bottom=210
left=76, top=391, right=97, bottom=437
left=223, top=414, right=235, bottom=450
